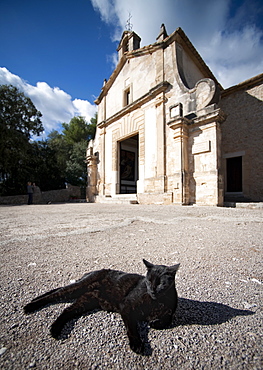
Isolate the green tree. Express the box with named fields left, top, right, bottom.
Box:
left=65, top=140, right=88, bottom=186
left=29, top=141, right=66, bottom=190
left=56, top=115, right=97, bottom=186
left=47, top=130, right=70, bottom=175
left=62, top=115, right=96, bottom=144
left=90, top=112, right=97, bottom=136
left=0, top=85, right=43, bottom=195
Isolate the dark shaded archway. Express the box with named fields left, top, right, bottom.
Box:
left=119, top=134, right=139, bottom=194
left=227, top=156, right=242, bottom=192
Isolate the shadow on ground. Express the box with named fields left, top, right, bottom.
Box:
left=173, top=297, right=254, bottom=327
left=44, top=298, right=254, bottom=356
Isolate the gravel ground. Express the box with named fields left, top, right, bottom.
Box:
left=0, top=203, right=262, bottom=369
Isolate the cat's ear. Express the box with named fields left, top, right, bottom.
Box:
left=168, top=263, right=180, bottom=275
left=143, top=259, right=154, bottom=269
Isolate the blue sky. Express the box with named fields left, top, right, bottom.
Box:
left=0, top=0, right=262, bottom=136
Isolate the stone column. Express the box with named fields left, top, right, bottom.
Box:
left=155, top=94, right=167, bottom=192
left=86, top=150, right=98, bottom=203
left=111, top=129, right=119, bottom=196
left=99, top=127, right=106, bottom=196
left=168, top=117, right=190, bottom=204
left=137, top=122, right=145, bottom=194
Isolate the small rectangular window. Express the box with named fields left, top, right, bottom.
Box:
left=124, top=87, right=131, bottom=106
left=123, top=40, right=129, bottom=53
left=126, top=89, right=130, bottom=105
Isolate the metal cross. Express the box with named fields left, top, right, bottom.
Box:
left=126, top=12, right=133, bottom=31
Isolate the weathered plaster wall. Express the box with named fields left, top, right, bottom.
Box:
left=144, top=105, right=157, bottom=179
left=105, top=53, right=157, bottom=119
left=188, top=121, right=222, bottom=205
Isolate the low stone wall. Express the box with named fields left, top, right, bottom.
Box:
left=137, top=192, right=173, bottom=205
left=0, top=185, right=83, bottom=205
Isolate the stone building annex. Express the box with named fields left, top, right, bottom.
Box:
left=86, top=25, right=263, bottom=206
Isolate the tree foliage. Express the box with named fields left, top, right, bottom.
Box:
left=0, top=84, right=97, bottom=195
left=65, top=140, right=88, bottom=185
left=29, top=141, right=66, bottom=190
left=47, top=115, right=96, bottom=187
left=0, top=84, right=43, bottom=195
left=0, top=84, right=43, bottom=139
left=62, top=115, right=96, bottom=144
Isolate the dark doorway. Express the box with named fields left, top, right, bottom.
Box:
left=119, top=135, right=139, bottom=194
left=227, top=156, right=242, bottom=192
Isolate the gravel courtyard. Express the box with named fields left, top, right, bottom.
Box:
left=0, top=203, right=262, bottom=369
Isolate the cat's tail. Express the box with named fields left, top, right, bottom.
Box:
left=24, top=270, right=105, bottom=314
left=24, top=287, right=61, bottom=314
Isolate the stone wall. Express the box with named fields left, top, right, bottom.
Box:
left=220, top=75, right=263, bottom=201
left=0, top=185, right=83, bottom=205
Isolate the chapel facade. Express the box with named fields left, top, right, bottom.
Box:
left=86, top=25, right=263, bottom=206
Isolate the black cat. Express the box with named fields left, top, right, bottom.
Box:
left=24, top=259, right=180, bottom=355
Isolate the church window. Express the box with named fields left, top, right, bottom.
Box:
left=123, top=38, right=129, bottom=53
left=124, top=87, right=131, bottom=106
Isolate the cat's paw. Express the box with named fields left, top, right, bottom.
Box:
left=150, top=319, right=170, bottom=330
left=50, top=322, right=63, bottom=339
left=129, top=339, right=145, bottom=355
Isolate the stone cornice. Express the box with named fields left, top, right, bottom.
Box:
left=97, top=81, right=171, bottom=129
left=167, top=117, right=191, bottom=130
left=191, top=108, right=226, bottom=126
left=222, top=73, right=263, bottom=97
left=167, top=108, right=226, bottom=131
left=86, top=155, right=97, bottom=163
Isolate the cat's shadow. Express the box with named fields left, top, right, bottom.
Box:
left=173, top=297, right=254, bottom=327
left=58, top=298, right=254, bottom=356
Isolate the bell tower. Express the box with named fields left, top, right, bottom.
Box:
left=117, top=30, right=141, bottom=60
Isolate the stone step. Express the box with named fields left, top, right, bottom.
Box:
left=96, top=194, right=138, bottom=204
left=224, top=194, right=252, bottom=203
left=224, top=202, right=263, bottom=209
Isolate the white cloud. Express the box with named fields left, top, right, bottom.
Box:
left=199, top=25, right=263, bottom=87
left=0, top=67, right=97, bottom=136
left=73, top=99, right=97, bottom=120
left=91, top=0, right=176, bottom=45
left=91, top=0, right=263, bottom=88
left=106, top=52, right=118, bottom=69
left=90, top=0, right=118, bottom=25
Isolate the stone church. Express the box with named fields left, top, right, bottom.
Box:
left=86, top=25, right=263, bottom=206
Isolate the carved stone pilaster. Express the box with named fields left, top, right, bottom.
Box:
left=86, top=154, right=98, bottom=203
left=167, top=117, right=190, bottom=204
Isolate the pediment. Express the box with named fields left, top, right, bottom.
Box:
left=95, top=27, right=221, bottom=106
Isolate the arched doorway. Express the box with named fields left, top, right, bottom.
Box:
left=119, top=134, right=139, bottom=194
